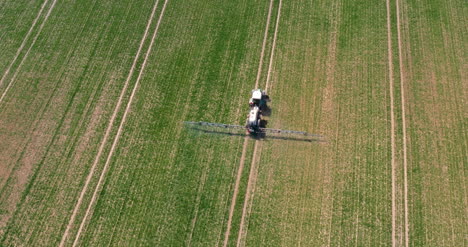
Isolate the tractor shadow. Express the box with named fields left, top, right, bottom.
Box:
left=261, top=106, right=272, bottom=117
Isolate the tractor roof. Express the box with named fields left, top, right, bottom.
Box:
left=252, top=90, right=262, bottom=100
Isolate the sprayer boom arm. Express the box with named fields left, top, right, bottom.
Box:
left=184, top=121, right=323, bottom=138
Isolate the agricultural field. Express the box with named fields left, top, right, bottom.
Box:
left=0, top=0, right=465, bottom=246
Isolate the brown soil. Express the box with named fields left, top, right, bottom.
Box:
left=385, top=0, right=398, bottom=245
left=395, top=0, right=409, bottom=245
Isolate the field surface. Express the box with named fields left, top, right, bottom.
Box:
left=0, top=0, right=465, bottom=246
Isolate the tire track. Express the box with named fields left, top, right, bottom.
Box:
left=0, top=0, right=98, bottom=205
left=254, top=0, right=275, bottom=89
left=223, top=137, right=250, bottom=247
left=385, top=0, right=398, bottom=246
left=222, top=0, right=274, bottom=245
left=0, top=0, right=59, bottom=104
left=395, top=0, right=409, bottom=245
left=71, top=1, right=169, bottom=245
left=58, top=0, right=165, bottom=245
left=186, top=166, right=209, bottom=246
left=236, top=0, right=282, bottom=246
left=263, top=0, right=282, bottom=94
left=0, top=1, right=104, bottom=239
left=0, top=0, right=50, bottom=87
left=236, top=140, right=260, bottom=247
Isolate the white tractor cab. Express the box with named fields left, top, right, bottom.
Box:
left=246, top=89, right=269, bottom=134
left=248, top=89, right=269, bottom=110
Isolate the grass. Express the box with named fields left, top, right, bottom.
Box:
left=0, top=0, right=46, bottom=77
left=1, top=0, right=270, bottom=245
left=243, top=0, right=393, bottom=246
left=396, top=0, right=467, bottom=245
left=0, top=0, right=465, bottom=246
left=74, top=1, right=271, bottom=245
left=0, top=0, right=165, bottom=244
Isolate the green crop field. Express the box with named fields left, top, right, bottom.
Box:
left=0, top=0, right=465, bottom=246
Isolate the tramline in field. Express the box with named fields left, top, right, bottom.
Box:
left=185, top=89, right=323, bottom=138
